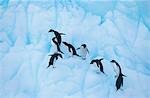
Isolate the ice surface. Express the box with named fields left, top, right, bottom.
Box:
left=0, top=0, right=150, bottom=98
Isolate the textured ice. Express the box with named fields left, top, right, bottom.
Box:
left=0, top=0, right=150, bottom=98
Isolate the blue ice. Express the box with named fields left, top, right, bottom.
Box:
left=0, top=0, right=150, bottom=98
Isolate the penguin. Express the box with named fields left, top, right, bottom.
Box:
left=47, top=52, right=63, bottom=68
left=90, top=58, right=105, bottom=74
left=110, top=60, right=126, bottom=91
left=62, top=41, right=80, bottom=57
left=90, top=59, right=99, bottom=68
left=76, top=44, right=89, bottom=60
left=52, top=37, right=64, bottom=54
left=49, top=29, right=65, bottom=45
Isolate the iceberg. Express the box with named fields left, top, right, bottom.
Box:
left=0, top=0, right=150, bottom=98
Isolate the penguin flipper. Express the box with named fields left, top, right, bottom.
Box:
left=121, top=73, right=127, bottom=77
left=96, top=63, right=99, bottom=68
left=87, top=48, right=89, bottom=53
left=59, top=50, right=64, bottom=54
left=75, top=54, right=81, bottom=57
left=60, top=33, right=66, bottom=35
left=121, top=78, right=124, bottom=87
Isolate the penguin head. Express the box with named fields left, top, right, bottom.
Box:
left=90, top=59, right=98, bottom=64
left=81, top=44, right=86, bottom=48
left=62, top=42, right=67, bottom=45
left=110, top=60, right=116, bottom=63
left=49, top=29, right=54, bottom=32
left=90, top=60, right=94, bottom=64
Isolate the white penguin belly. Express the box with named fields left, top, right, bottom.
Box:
left=80, top=48, right=87, bottom=59
left=50, top=40, right=57, bottom=53
left=113, top=64, right=120, bottom=76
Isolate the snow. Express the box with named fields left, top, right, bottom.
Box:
left=0, top=0, right=150, bottom=98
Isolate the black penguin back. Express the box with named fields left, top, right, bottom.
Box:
left=116, top=73, right=124, bottom=91
left=99, top=61, right=105, bottom=74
